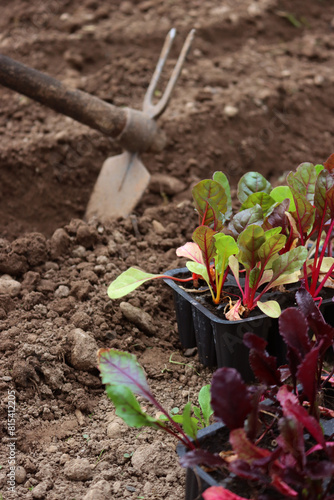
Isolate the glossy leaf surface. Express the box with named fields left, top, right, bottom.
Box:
left=237, top=172, right=272, bottom=204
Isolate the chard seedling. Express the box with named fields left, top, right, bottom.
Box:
left=98, top=348, right=212, bottom=446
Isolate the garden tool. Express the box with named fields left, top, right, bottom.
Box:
left=0, top=28, right=195, bottom=219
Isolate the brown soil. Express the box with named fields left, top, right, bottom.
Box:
left=1, top=0, right=334, bottom=498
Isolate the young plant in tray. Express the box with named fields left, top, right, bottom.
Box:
left=107, top=155, right=334, bottom=320
left=180, top=289, right=334, bottom=499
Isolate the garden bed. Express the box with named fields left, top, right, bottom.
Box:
left=1, top=0, right=334, bottom=498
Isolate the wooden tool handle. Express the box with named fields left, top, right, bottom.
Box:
left=0, top=54, right=165, bottom=153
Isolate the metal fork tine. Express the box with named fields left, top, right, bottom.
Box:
left=143, top=28, right=195, bottom=119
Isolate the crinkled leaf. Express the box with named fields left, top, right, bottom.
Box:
left=314, top=169, right=334, bottom=221
left=257, top=300, right=281, bottom=318
left=192, top=179, right=227, bottom=228
left=237, top=225, right=266, bottom=270
left=192, top=226, right=216, bottom=265
left=179, top=449, right=226, bottom=469
left=271, top=247, right=308, bottom=281
left=198, top=385, right=213, bottom=427
left=108, top=267, right=163, bottom=299
left=211, top=368, right=252, bottom=429
left=237, top=172, right=272, bottom=204
left=203, top=486, right=248, bottom=500
left=257, top=233, right=286, bottom=266
left=287, top=171, right=315, bottom=236
left=186, top=261, right=210, bottom=286
left=292, top=162, right=318, bottom=203
left=243, top=332, right=281, bottom=386
left=98, top=348, right=151, bottom=399
left=228, top=205, right=263, bottom=238
left=324, top=153, right=334, bottom=172
left=225, top=298, right=243, bottom=321
left=265, top=198, right=290, bottom=233
left=106, top=385, right=161, bottom=428
left=213, top=171, right=232, bottom=220
left=176, top=242, right=204, bottom=264
left=240, top=192, right=276, bottom=215
left=277, top=386, right=326, bottom=448
left=213, top=233, right=238, bottom=275
left=270, top=186, right=295, bottom=211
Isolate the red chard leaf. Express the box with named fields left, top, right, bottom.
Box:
left=324, top=152, right=334, bottom=172
left=277, top=386, right=326, bottom=448
left=278, top=308, right=311, bottom=358
left=237, top=172, right=272, bottom=204
left=211, top=368, right=252, bottom=430
left=265, top=198, right=290, bottom=233
left=277, top=416, right=305, bottom=469
left=230, top=428, right=271, bottom=462
left=179, top=449, right=226, bottom=469
left=228, top=205, right=263, bottom=238
left=203, top=486, right=248, bottom=500
left=243, top=333, right=281, bottom=386
left=296, top=347, right=319, bottom=412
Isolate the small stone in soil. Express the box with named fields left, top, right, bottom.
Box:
left=63, top=458, right=93, bottom=481
left=120, top=302, right=156, bottom=336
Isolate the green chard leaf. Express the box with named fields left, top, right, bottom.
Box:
left=257, top=300, right=281, bottom=318
left=270, top=185, right=295, bottom=212
left=287, top=171, right=316, bottom=237
left=198, top=385, right=213, bottom=427
left=108, top=267, right=163, bottom=299
left=213, top=233, right=238, bottom=274
left=228, top=205, right=263, bottom=238
left=106, top=385, right=162, bottom=429
left=237, top=172, right=272, bottom=204
left=98, top=349, right=150, bottom=398
left=192, top=179, right=227, bottom=228
left=291, top=162, right=318, bottom=203
left=237, top=225, right=266, bottom=270
left=192, top=226, right=216, bottom=265
left=181, top=401, right=199, bottom=439
left=257, top=233, right=286, bottom=266
left=271, top=247, right=308, bottom=284
left=186, top=261, right=210, bottom=286
left=213, top=171, right=232, bottom=220
left=241, top=192, right=276, bottom=215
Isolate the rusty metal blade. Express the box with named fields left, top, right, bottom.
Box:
left=85, top=151, right=150, bottom=221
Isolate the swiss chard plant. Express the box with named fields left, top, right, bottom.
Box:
left=180, top=290, right=334, bottom=499
left=97, top=348, right=213, bottom=448
left=107, top=155, right=334, bottom=320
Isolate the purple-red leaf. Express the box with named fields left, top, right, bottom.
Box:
left=179, top=449, right=226, bottom=469
left=244, top=333, right=281, bottom=386
left=211, top=368, right=252, bottom=430
left=296, top=347, right=319, bottom=411
left=277, top=386, right=326, bottom=448
left=277, top=416, right=305, bottom=469
left=279, top=308, right=311, bottom=358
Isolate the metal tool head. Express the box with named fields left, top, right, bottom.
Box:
left=143, top=28, right=195, bottom=119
